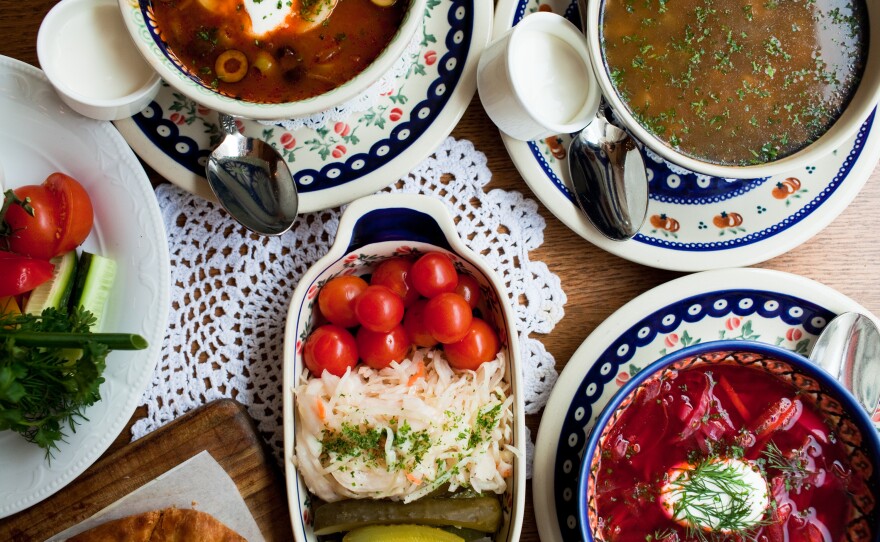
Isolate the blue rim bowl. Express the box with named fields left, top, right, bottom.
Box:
left=577, top=339, right=880, bottom=542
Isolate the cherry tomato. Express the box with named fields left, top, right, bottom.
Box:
left=4, top=173, right=94, bottom=259
left=0, top=252, right=55, bottom=297
left=354, top=284, right=405, bottom=332
left=444, top=318, right=500, bottom=371
left=410, top=252, right=458, bottom=298
left=403, top=299, right=438, bottom=348
left=318, top=275, right=368, bottom=328
left=356, top=324, right=411, bottom=369
left=370, top=258, right=419, bottom=307
left=424, top=292, right=473, bottom=343
left=303, top=324, right=359, bottom=377
left=454, top=274, right=481, bottom=309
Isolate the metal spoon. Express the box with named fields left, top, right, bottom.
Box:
left=205, top=113, right=299, bottom=236
left=809, top=312, right=880, bottom=414
left=567, top=102, right=649, bottom=241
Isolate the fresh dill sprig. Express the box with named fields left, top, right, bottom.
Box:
left=762, top=441, right=811, bottom=490
left=669, top=459, right=766, bottom=541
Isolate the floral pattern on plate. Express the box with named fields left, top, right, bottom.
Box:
left=114, top=0, right=492, bottom=213
left=531, top=268, right=880, bottom=542
left=495, top=0, right=880, bottom=271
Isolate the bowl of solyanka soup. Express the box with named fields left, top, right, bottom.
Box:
left=119, top=0, right=426, bottom=120
left=583, top=0, right=880, bottom=179
left=578, top=340, right=879, bottom=542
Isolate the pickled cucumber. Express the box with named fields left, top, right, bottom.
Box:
left=342, top=525, right=464, bottom=542
left=313, top=496, right=502, bottom=535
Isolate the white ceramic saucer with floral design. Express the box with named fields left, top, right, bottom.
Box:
left=533, top=267, right=880, bottom=542
left=114, top=0, right=491, bottom=213
left=495, top=0, right=880, bottom=271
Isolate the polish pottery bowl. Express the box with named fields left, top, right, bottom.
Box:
left=118, top=0, right=426, bottom=120
left=282, top=194, right=525, bottom=541
left=583, top=0, right=880, bottom=179
left=578, top=340, right=879, bottom=542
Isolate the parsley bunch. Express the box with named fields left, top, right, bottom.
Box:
left=0, top=307, right=144, bottom=460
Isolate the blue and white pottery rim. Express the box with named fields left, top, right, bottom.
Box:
left=531, top=267, right=880, bottom=542
left=494, top=0, right=880, bottom=271
left=121, top=0, right=428, bottom=119
left=575, top=339, right=880, bottom=542
left=113, top=0, right=492, bottom=214
left=281, top=194, right=525, bottom=542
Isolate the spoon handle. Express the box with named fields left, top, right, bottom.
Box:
left=810, top=312, right=880, bottom=414
left=218, top=113, right=239, bottom=136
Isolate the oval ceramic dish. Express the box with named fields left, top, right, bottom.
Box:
left=532, top=267, right=880, bottom=542
left=117, top=0, right=427, bottom=120
left=113, top=0, right=492, bottom=214
left=281, top=194, right=525, bottom=542
left=0, top=55, right=169, bottom=518
left=495, top=0, right=880, bottom=271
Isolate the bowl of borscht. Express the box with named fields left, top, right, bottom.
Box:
left=118, top=0, right=427, bottom=120
left=581, top=0, right=880, bottom=179
left=578, top=340, right=879, bottom=542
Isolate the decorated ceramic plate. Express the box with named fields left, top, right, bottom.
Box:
left=495, top=0, right=880, bottom=271
left=0, top=56, right=169, bottom=517
left=532, top=267, right=880, bottom=542
left=114, top=0, right=491, bottom=213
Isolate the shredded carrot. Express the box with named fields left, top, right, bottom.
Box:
left=315, top=398, right=326, bottom=421
left=718, top=375, right=750, bottom=421
left=407, top=361, right=425, bottom=386
left=406, top=472, right=422, bottom=484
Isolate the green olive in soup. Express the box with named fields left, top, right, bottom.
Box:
left=151, top=0, right=408, bottom=104
left=601, top=0, right=868, bottom=166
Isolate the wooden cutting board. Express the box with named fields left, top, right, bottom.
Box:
left=0, top=399, right=293, bottom=541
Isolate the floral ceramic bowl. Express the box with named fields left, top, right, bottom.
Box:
left=578, top=340, right=880, bottom=542
left=582, top=0, right=880, bottom=179
left=281, top=194, right=525, bottom=541
left=117, top=0, right=427, bottom=120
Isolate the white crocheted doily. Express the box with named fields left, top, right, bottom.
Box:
left=259, top=33, right=422, bottom=132
left=135, top=138, right=565, bottom=477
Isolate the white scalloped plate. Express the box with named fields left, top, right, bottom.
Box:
left=0, top=56, right=170, bottom=518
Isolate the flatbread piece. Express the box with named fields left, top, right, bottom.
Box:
left=67, top=508, right=247, bottom=542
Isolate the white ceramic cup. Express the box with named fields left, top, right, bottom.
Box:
left=477, top=12, right=601, bottom=142
left=37, top=0, right=161, bottom=121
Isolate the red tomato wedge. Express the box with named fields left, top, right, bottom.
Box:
left=3, top=173, right=94, bottom=259
left=0, top=252, right=55, bottom=297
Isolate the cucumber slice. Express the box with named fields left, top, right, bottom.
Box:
left=24, top=251, right=78, bottom=314
left=70, top=252, right=117, bottom=328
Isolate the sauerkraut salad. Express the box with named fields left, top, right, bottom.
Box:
left=294, top=347, right=516, bottom=503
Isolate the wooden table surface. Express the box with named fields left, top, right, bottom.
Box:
left=1, top=2, right=878, bottom=540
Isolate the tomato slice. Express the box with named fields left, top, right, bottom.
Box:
left=0, top=252, right=55, bottom=297
left=3, top=173, right=94, bottom=259
left=4, top=186, right=59, bottom=259
left=45, top=173, right=94, bottom=256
